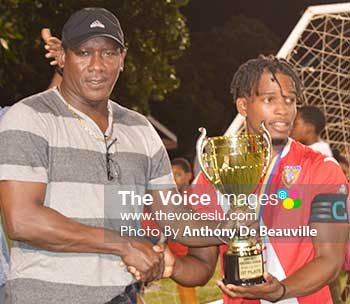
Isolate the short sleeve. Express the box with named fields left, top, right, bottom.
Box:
left=310, top=156, right=348, bottom=196
left=306, top=155, right=349, bottom=226
left=0, top=103, right=49, bottom=183
left=146, top=121, right=175, bottom=190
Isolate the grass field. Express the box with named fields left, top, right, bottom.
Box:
left=144, top=262, right=222, bottom=304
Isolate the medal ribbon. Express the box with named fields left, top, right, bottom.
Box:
left=256, top=138, right=291, bottom=221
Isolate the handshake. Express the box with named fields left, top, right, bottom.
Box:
left=119, top=237, right=175, bottom=283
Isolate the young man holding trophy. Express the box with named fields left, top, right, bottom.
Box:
left=130, top=55, right=348, bottom=303
left=193, top=55, right=349, bottom=303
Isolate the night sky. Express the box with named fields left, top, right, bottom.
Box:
left=183, top=0, right=350, bottom=41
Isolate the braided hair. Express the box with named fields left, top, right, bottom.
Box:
left=230, top=55, right=303, bottom=102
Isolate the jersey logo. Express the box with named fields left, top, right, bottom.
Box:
left=282, top=165, right=301, bottom=188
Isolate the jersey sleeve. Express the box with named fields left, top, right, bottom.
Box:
left=310, top=155, right=348, bottom=194
left=308, top=155, right=349, bottom=224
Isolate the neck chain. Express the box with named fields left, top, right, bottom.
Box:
left=57, top=86, right=112, bottom=143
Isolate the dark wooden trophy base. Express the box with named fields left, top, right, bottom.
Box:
left=223, top=252, right=265, bottom=286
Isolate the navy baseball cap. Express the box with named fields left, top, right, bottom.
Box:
left=61, top=7, right=125, bottom=49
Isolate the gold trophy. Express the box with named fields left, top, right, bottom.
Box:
left=196, top=122, right=271, bottom=285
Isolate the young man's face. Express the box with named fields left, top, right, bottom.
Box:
left=237, top=71, right=297, bottom=144
left=60, top=36, right=126, bottom=104
left=172, top=165, right=192, bottom=192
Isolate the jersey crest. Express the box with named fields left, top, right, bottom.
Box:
left=282, top=165, right=301, bottom=188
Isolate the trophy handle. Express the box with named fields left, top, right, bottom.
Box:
left=196, top=127, right=214, bottom=183
left=260, top=122, right=272, bottom=175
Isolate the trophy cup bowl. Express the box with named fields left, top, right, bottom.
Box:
left=196, top=123, right=271, bottom=286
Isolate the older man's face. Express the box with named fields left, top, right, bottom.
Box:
left=61, top=36, right=125, bottom=105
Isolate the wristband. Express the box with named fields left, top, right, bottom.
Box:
left=271, top=282, right=286, bottom=303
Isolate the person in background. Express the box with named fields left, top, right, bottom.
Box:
left=170, top=158, right=198, bottom=304
left=171, top=158, right=193, bottom=194
left=332, top=149, right=349, bottom=182
left=290, top=105, right=333, bottom=156
left=41, top=28, right=63, bottom=89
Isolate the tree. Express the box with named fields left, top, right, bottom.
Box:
left=0, top=0, right=189, bottom=113
left=151, top=15, right=279, bottom=159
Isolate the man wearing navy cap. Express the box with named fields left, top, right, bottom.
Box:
left=0, top=7, right=148, bottom=304
left=0, top=7, right=223, bottom=304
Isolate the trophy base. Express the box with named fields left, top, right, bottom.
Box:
left=223, top=252, right=265, bottom=286
left=223, top=276, right=265, bottom=286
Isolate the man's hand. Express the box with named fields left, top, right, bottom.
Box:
left=122, top=243, right=175, bottom=281
left=153, top=244, right=175, bottom=278
left=41, top=28, right=62, bottom=66
left=217, top=272, right=286, bottom=302
left=120, top=239, right=165, bottom=282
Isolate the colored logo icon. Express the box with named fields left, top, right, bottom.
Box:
left=277, top=188, right=301, bottom=209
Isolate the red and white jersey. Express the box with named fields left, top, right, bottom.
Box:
left=192, top=139, right=348, bottom=304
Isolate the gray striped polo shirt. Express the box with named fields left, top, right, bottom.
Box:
left=0, top=88, right=175, bottom=304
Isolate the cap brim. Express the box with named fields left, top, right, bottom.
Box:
left=63, top=33, right=124, bottom=49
